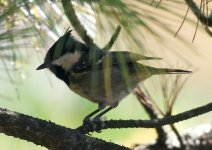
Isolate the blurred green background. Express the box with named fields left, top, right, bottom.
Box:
left=0, top=0, right=211, bottom=149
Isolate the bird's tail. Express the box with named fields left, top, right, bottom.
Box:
left=135, top=64, right=192, bottom=75
left=150, top=68, right=192, bottom=75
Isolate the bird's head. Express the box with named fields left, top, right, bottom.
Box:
left=36, top=29, right=82, bottom=72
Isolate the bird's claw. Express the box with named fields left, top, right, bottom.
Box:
left=83, top=119, right=96, bottom=132
left=94, top=117, right=105, bottom=132
left=82, top=117, right=105, bottom=133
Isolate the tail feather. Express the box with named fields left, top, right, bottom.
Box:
left=135, top=64, right=192, bottom=75
left=153, top=68, right=192, bottom=74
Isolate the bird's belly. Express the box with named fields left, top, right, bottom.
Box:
left=68, top=81, right=133, bottom=105
left=68, top=67, right=149, bottom=105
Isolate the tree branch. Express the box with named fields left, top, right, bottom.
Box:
left=77, top=102, right=212, bottom=134
left=61, top=0, right=98, bottom=48
left=0, top=108, right=129, bottom=150
left=1, top=101, right=211, bottom=149
left=205, top=26, right=212, bottom=37
left=185, top=0, right=212, bottom=26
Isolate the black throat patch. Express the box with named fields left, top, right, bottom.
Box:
left=49, top=65, right=78, bottom=85
left=50, top=65, right=69, bottom=85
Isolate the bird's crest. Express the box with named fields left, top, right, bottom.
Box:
left=53, top=28, right=73, bottom=59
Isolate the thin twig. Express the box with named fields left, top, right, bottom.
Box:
left=134, top=87, right=167, bottom=146
left=170, top=124, right=185, bottom=149
left=78, top=102, right=212, bottom=134
left=174, top=6, right=190, bottom=37
left=192, top=0, right=202, bottom=43
left=160, top=74, right=189, bottom=148
left=103, top=25, right=121, bottom=51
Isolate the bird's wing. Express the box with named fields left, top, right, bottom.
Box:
left=109, top=51, right=161, bottom=61
left=71, top=51, right=161, bottom=73
left=71, top=48, right=105, bottom=73
left=97, top=51, right=161, bottom=66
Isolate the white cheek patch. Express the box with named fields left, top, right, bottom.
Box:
left=52, top=51, right=81, bottom=71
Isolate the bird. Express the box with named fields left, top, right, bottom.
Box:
left=37, top=29, right=191, bottom=131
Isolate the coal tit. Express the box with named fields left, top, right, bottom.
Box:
left=37, top=29, right=191, bottom=130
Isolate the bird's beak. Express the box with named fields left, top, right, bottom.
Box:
left=36, top=63, right=46, bottom=70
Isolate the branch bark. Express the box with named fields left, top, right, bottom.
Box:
left=0, top=108, right=129, bottom=150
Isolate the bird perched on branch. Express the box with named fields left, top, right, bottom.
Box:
left=37, top=29, right=191, bottom=131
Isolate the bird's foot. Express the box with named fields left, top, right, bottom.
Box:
left=93, top=117, right=105, bottom=133
left=82, top=118, right=97, bottom=132
left=82, top=117, right=105, bottom=133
